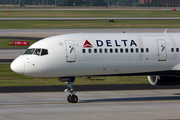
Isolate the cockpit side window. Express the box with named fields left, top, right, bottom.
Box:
left=24, top=49, right=35, bottom=54
left=34, top=49, right=41, bottom=56
left=41, top=49, right=48, bottom=56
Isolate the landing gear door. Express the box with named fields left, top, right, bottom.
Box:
left=65, top=40, right=76, bottom=62
left=157, top=40, right=167, bottom=61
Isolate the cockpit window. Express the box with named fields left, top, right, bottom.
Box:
left=24, top=49, right=35, bottom=54
left=34, top=49, right=41, bottom=55
left=24, top=48, right=48, bottom=56
left=41, top=49, right=48, bottom=56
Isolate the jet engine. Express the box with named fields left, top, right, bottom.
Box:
left=148, top=76, right=180, bottom=86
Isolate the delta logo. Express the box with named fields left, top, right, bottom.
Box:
left=83, top=40, right=93, bottom=48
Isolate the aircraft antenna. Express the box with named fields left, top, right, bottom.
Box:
left=164, top=28, right=168, bottom=33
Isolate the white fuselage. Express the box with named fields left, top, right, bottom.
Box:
left=11, top=33, right=180, bottom=77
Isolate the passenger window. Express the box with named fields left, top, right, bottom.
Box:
left=120, top=48, right=123, bottom=53
left=94, top=49, right=97, bottom=53
left=110, top=48, right=113, bottom=53
left=141, top=48, right=144, bottom=53
left=136, top=48, right=139, bottom=53
left=105, top=48, right=108, bottom=53
left=88, top=49, right=91, bottom=53
left=125, top=48, right=128, bottom=53
left=41, top=49, right=48, bottom=56
left=115, top=48, right=118, bottom=53
left=171, top=48, right=174, bottom=52
left=130, top=48, right=133, bottom=53
left=24, top=49, right=35, bottom=54
left=176, top=48, right=179, bottom=52
left=99, top=49, right=102, bottom=53
left=82, top=49, right=85, bottom=53
left=34, top=49, right=41, bottom=55
left=146, top=48, right=149, bottom=52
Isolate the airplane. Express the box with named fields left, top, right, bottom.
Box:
left=11, top=32, right=180, bottom=103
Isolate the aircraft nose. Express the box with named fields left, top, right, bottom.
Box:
left=10, top=56, right=25, bottom=75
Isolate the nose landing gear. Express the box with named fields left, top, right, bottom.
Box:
left=59, top=77, right=78, bottom=103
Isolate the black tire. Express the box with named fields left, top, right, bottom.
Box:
left=71, top=95, right=78, bottom=103
left=67, top=94, right=72, bottom=103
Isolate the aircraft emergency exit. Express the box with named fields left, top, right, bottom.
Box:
left=11, top=32, right=180, bottom=103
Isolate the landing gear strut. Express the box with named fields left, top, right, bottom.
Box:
left=59, top=77, right=78, bottom=103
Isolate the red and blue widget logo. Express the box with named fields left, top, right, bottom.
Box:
left=83, top=40, right=93, bottom=48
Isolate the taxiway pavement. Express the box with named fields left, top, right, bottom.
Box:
left=0, top=90, right=180, bottom=120
left=1, top=28, right=180, bottom=38
left=0, top=49, right=25, bottom=59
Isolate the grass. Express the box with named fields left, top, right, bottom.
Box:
left=0, top=20, right=180, bottom=29
left=1, top=10, right=180, bottom=18
left=0, top=39, right=37, bottom=48
left=0, top=64, right=149, bottom=87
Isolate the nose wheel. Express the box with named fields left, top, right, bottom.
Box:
left=67, top=94, right=78, bottom=103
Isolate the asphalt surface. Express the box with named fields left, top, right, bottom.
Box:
left=0, top=49, right=25, bottom=59
left=1, top=90, right=180, bottom=120
left=0, top=84, right=180, bottom=93
left=1, top=28, right=180, bottom=38
left=0, top=59, right=13, bottom=64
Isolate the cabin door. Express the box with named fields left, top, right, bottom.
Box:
left=157, top=40, right=167, bottom=61
left=65, top=40, right=76, bottom=62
